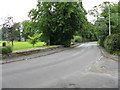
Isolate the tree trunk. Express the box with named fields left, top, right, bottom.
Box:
left=11, top=40, right=14, bottom=46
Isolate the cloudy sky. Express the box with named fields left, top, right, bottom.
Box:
left=0, top=0, right=118, bottom=24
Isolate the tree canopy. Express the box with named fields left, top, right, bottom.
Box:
left=1, top=17, right=21, bottom=46
left=89, top=1, right=119, bottom=46
left=28, top=1, right=87, bottom=46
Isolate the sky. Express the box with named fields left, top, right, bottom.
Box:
left=82, top=0, right=118, bottom=22
left=0, top=0, right=119, bottom=25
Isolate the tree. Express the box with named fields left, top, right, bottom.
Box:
left=28, top=1, right=87, bottom=47
left=22, top=20, right=38, bottom=41
left=16, top=22, right=22, bottom=41
left=28, top=33, right=42, bottom=47
left=90, top=1, right=119, bottom=46
left=2, top=17, right=21, bottom=46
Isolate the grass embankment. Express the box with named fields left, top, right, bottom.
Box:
left=0, top=41, right=60, bottom=51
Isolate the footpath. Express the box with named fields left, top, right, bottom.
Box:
left=99, top=46, right=119, bottom=62
left=0, top=43, right=80, bottom=64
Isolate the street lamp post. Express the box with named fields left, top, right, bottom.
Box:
left=108, top=4, right=111, bottom=35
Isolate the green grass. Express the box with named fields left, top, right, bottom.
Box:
left=0, top=41, right=60, bottom=51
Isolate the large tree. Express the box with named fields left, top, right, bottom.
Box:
left=28, top=1, right=87, bottom=47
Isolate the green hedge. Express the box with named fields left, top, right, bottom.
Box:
left=104, top=34, right=120, bottom=54
left=0, top=46, right=13, bottom=54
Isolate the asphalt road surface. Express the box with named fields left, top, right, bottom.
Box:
left=2, top=42, right=118, bottom=88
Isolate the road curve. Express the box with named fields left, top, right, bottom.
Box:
left=2, top=42, right=118, bottom=88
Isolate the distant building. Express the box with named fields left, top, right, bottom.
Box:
left=21, top=38, right=25, bottom=41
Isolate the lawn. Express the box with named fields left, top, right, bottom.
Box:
left=0, top=41, right=60, bottom=51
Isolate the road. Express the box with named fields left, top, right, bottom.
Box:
left=2, top=42, right=118, bottom=88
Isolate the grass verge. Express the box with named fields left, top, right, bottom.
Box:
left=0, top=41, right=60, bottom=51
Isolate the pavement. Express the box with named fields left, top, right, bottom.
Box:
left=1, top=47, right=67, bottom=64
left=0, top=44, right=80, bottom=64
left=99, top=46, right=119, bottom=62
left=1, top=42, right=119, bottom=88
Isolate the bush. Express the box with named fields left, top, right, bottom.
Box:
left=28, top=33, right=42, bottom=47
left=7, top=46, right=13, bottom=53
left=72, top=36, right=83, bottom=43
left=104, top=34, right=120, bottom=54
left=0, top=46, right=13, bottom=54
left=2, top=42, right=6, bottom=47
left=98, top=36, right=106, bottom=47
left=63, top=40, right=71, bottom=47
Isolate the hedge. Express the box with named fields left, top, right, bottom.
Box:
left=104, top=34, right=120, bottom=54
left=0, top=46, right=13, bottom=54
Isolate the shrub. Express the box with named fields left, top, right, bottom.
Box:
left=0, top=46, right=13, bottom=54
left=63, top=40, right=71, bottom=47
left=98, top=37, right=106, bottom=47
left=6, top=46, right=13, bottom=53
left=2, top=42, right=6, bottom=47
left=104, top=34, right=120, bottom=54
left=28, top=33, right=42, bottom=47
left=73, top=36, right=83, bottom=43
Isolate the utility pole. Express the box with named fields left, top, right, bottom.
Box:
left=108, top=4, right=111, bottom=35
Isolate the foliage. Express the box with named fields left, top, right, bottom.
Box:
left=100, top=3, right=119, bottom=34
left=63, top=40, right=71, bottom=47
left=91, top=2, right=120, bottom=47
left=72, top=36, right=83, bottom=43
left=104, top=34, right=120, bottom=54
left=6, top=46, right=13, bottom=53
left=82, top=22, right=97, bottom=41
left=28, top=2, right=87, bottom=47
left=22, top=20, right=38, bottom=41
left=1, top=17, right=21, bottom=46
left=28, top=33, right=43, bottom=47
left=95, top=18, right=108, bottom=46
left=0, top=46, right=13, bottom=54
